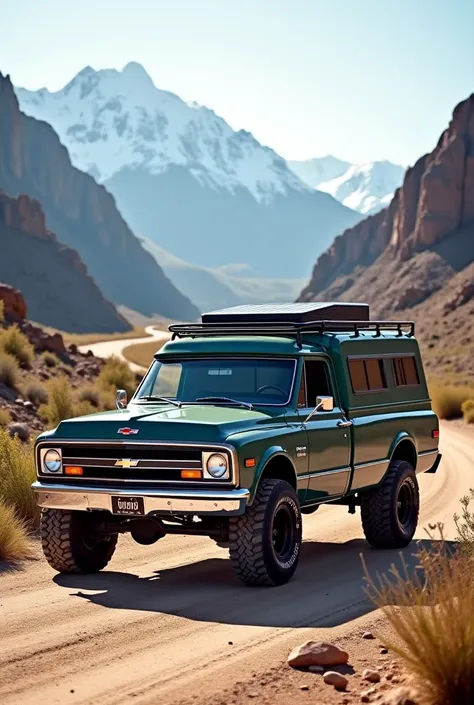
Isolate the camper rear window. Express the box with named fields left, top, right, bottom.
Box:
left=393, top=356, right=419, bottom=387
left=348, top=357, right=387, bottom=393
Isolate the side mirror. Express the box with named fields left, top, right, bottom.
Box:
left=116, top=389, right=128, bottom=410
left=304, top=395, right=334, bottom=423
left=316, top=395, right=334, bottom=412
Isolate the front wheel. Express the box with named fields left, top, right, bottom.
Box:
left=40, top=509, right=118, bottom=573
left=229, top=478, right=302, bottom=586
left=360, top=459, right=419, bottom=549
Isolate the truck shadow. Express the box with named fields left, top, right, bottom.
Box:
left=53, top=538, right=454, bottom=629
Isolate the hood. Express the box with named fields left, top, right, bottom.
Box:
left=44, top=402, right=286, bottom=444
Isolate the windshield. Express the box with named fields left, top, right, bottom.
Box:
left=135, top=357, right=296, bottom=406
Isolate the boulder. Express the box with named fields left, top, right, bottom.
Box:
left=288, top=641, right=349, bottom=668
left=20, top=321, right=69, bottom=362
left=0, top=282, right=27, bottom=322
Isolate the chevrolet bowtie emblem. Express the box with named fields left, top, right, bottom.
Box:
left=115, top=459, right=139, bottom=468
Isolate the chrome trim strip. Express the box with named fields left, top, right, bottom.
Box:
left=36, top=440, right=239, bottom=487
left=418, top=449, right=438, bottom=457
left=353, top=458, right=389, bottom=470
left=32, top=482, right=249, bottom=516
left=298, top=466, right=351, bottom=481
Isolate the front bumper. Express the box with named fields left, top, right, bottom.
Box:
left=32, top=481, right=250, bottom=516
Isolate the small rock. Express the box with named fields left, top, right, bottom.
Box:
left=323, top=671, right=348, bottom=690
left=363, top=669, right=381, bottom=683
left=380, top=648, right=388, bottom=654
left=363, top=631, right=375, bottom=640
left=379, top=686, right=418, bottom=705
left=23, top=400, right=34, bottom=410
left=288, top=641, right=349, bottom=668
left=15, top=397, right=24, bottom=405
left=386, top=673, right=394, bottom=681
left=300, top=684, right=309, bottom=690
left=309, top=665, right=324, bottom=673
left=361, top=693, right=370, bottom=703
left=8, top=423, right=30, bottom=442
left=228, top=641, right=233, bottom=645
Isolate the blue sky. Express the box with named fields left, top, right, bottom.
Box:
left=2, top=0, right=473, bottom=165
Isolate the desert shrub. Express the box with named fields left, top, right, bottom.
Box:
left=461, top=399, right=474, bottom=424
left=41, top=351, right=60, bottom=368
left=0, top=325, right=34, bottom=368
left=98, top=355, right=136, bottom=398
left=0, top=351, right=20, bottom=388
left=0, top=408, right=11, bottom=427
left=24, top=381, right=49, bottom=406
left=363, top=529, right=474, bottom=705
left=0, top=429, right=39, bottom=527
left=98, top=388, right=116, bottom=410
left=77, top=386, right=100, bottom=408
left=39, top=375, right=74, bottom=427
left=0, top=500, right=31, bottom=562
left=455, top=489, right=474, bottom=556
left=0, top=300, right=4, bottom=323
left=429, top=383, right=474, bottom=420
left=75, top=400, right=97, bottom=417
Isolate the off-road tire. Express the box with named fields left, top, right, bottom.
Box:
left=360, top=460, right=419, bottom=549
left=40, top=508, right=118, bottom=573
left=229, top=478, right=302, bottom=587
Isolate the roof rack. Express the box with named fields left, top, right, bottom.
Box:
left=168, top=319, right=415, bottom=348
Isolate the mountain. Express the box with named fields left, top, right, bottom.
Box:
left=15, top=63, right=361, bottom=279
left=288, top=157, right=405, bottom=215
left=141, top=238, right=305, bottom=313
left=298, top=93, right=474, bottom=382
left=0, top=72, right=198, bottom=322
left=0, top=191, right=130, bottom=333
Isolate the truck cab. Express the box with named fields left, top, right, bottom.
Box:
left=34, top=303, right=441, bottom=586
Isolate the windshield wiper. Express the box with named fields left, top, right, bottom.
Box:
left=139, top=396, right=182, bottom=408
left=194, top=396, right=254, bottom=410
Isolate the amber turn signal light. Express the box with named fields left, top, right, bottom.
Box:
left=65, top=466, right=83, bottom=476
left=181, top=470, right=202, bottom=479
left=244, top=458, right=256, bottom=468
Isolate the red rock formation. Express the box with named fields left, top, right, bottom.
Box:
left=0, top=282, right=27, bottom=321
left=299, top=93, right=474, bottom=301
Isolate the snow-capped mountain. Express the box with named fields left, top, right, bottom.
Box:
left=15, top=63, right=361, bottom=278
left=288, top=157, right=405, bottom=215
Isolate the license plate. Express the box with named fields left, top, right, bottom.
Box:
left=111, top=496, right=145, bottom=516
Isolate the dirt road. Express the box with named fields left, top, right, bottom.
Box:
left=1, top=423, right=472, bottom=705
left=78, top=326, right=170, bottom=373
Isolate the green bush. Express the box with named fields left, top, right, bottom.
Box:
left=461, top=399, right=474, bottom=424
left=0, top=408, right=11, bottom=427
left=0, top=429, right=39, bottom=527
left=0, top=351, right=20, bottom=388
left=0, top=500, right=31, bottom=562
left=98, top=355, right=136, bottom=398
left=41, top=351, right=60, bottom=368
left=39, top=375, right=74, bottom=427
left=24, top=381, right=49, bottom=406
left=0, top=325, right=35, bottom=368
left=430, top=383, right=474, bottom=420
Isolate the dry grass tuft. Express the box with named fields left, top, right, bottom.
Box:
left=0, top=325, right=35, bottom=368
left=39, top=375, right=74, bottom=428
left=454, top=489, right=474, bottom=556
left=0, top=351, right=20, bottom=388
left=0, top=500, right=32, bottom=562
left=429, top=383, right=474, bottom=420
left=0, top=300, right=4, bottom=323
left=0, top=408, right=12, bottom=427
left=24, top=381, right=49, bottom=406
left=98, top=355, right=137, bottom=398
left=0, top=429, right=39, bottom=527
left=41, top=351, right=60, bottom=368
left=461, top=399, right=474, bottom=424
left=363, top=527, right=474, bottom=705
left=77, top=386, right=100, bottom=408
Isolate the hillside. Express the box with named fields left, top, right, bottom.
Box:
left=0, top=72, right=198, bottom=322
left=298, top=93, right=474, bottom=382
left=15, top=63, right=361, bottom=279
left=0, top=192, right=129, bottom=333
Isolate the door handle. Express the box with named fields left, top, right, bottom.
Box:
left=337, top=420, right=353, bottom=428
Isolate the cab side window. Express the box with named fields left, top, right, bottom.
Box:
left=304, top=360, right=332, bottom=407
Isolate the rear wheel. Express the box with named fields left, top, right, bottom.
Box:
left=229, top=478, right=302, bottom=586
left=360, top=460, right=419, bottom=549
left=40, top=509, right=118, bottom=573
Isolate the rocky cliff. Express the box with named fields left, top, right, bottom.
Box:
left=0, top=73, right=199, bottom=322
left=0, top=191, right=131, bottom=333
left=299, top=94, right=474, bottom=302
left=298, top=94, right=474, bottom=382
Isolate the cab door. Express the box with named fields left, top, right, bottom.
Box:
left=298, top=357, right=352, bottom=504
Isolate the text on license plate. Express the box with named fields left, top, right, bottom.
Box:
left=111, top=496, right=145, bottom=515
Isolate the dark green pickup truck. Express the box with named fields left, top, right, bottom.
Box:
left=33, top=303, right=441, bottom=586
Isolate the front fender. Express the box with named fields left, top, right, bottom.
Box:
left=247, top=445, right=297, bottom=504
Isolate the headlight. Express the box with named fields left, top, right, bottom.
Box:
left=205, top=453, right=229, bottom=479
left=43, top=448, right=62, bottom=474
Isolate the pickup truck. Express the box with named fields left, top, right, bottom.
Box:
left=33, top=303, right=441, bottom=586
